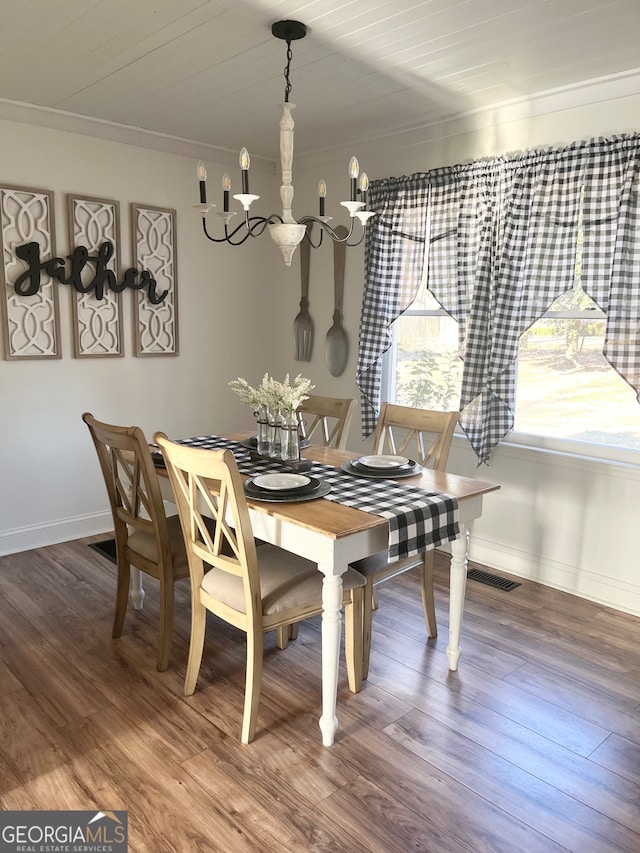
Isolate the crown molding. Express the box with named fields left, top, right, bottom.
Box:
left=0, top=98, right=276, bottom=174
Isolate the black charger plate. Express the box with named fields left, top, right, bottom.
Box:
left=341, top=460, right=422, bottom=479
left=244, top=476, right=330, bottom=503
left=351, top=456, right=418, bottom=474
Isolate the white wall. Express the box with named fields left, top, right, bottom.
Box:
left=2, top=76, right=640, bottom=620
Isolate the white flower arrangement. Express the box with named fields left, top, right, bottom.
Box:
left=229, top=373, right=314, bottom=414
left=277, top=373, right=314, bottom=413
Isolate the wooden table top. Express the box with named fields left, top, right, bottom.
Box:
left=193, top=433, right=500, bottom=541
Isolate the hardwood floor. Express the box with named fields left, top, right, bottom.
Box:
left=0, top=536, right=639, bottom=852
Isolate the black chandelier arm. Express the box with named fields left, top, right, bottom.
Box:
left=201, top=212, right=285, bottom=246
left=298, top=215, right=354, bottom=241
left=201, top=217, right=254, bottom=245
left=335, top=230, right=365, bottom=248
left=296, top=219, right=324, bottom=249
left=298, top=215, right=365, bottom=248
left=244, top=211, right=284, bottom=238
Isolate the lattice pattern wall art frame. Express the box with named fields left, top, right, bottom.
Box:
left=131, top=204, right=178, bottom=356
left=68, top=194, right=124, bottom=358
left=0, top=184, right=61, bottom=360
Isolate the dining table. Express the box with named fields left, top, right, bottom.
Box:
left=150, top=432, right=499, bottom=746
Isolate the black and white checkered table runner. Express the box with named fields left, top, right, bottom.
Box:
left=175, top=435, right=459, bottom=561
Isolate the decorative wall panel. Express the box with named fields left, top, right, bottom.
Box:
left=68, top=194, right=123, bottom=358
left=0, top=185, right=60, bottom=359
left=131, top=204, right=178, bottom=356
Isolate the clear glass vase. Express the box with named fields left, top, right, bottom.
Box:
left=280, top=409, right=300, bottom=461
left=254, top=407, right=270, bottom=455
left=268, top=408, right=282, bottom=458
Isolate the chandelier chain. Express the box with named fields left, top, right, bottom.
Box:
left=284, top=41, right=293, bottom=103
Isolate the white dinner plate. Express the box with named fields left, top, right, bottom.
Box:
left=358, top=454, right=409, bottom=469
left=253, top=473, right=311, bottom=491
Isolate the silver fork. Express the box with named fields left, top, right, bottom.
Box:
left=293, top=229, right=314, bottom=361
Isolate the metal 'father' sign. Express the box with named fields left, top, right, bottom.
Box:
left=13, top=240, right=168, bottom=304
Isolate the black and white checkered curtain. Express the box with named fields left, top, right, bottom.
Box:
left=357, top=134, right=640, bottom=464
left=356, top=175, right=431, bottom=436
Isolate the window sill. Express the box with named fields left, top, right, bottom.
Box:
left=505, top=431, right=640, bottom=467
left=452, top=433, right=640, bottom=486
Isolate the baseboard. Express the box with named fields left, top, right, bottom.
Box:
left=3, top=511, right=639, bottom=620
left=467, top=535, right=640, bottom=619
left=0, top=511, right=113, bottom=556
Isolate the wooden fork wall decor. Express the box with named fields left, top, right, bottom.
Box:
left=293, top=226, right=313, bottom=361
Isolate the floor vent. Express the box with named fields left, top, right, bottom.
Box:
left=467, top=568, right=521, bottom=591
left=89, top=538, right=117, bottom=564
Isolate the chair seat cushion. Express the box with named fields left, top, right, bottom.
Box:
left=201, top=544, right=365, bottom=616
left=127, top=514, right=188, bottom=573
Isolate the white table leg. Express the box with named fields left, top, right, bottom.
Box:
left=318, top=572, right=343, bottom=747
left=129, top=567, right=145, bottom=610
left=446, top=522, right=470, bottom=671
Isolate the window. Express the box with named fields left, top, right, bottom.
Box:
left=388, top=284, right=462, bottom=411
left=514, top=288, right=640, bottom=452
left=387, top=283, right=640, bottom=459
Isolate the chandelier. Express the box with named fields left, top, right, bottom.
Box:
left=193, top=20, right=375, bottom=266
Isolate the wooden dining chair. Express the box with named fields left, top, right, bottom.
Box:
left=297, top=394, right=356, bottom=450
left=154, top=433, right=366, bottom=744
left=349, top=403, right=459, bottom=678
left=83, top=412, right=191, bottom=672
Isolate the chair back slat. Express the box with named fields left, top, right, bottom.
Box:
left=297, top=395, right=356, bottom=450
left=371, top=403, right=459, bottom=471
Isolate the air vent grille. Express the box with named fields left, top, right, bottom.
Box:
left=467, top=568, right=521, bottom=591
